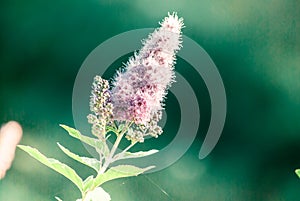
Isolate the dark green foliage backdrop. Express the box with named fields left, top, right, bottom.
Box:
left=0, top=1, right=299, bottom=200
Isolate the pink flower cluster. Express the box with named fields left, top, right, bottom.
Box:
left=88, top=13, right=184, bottom=142
left=111, top=12, right=184, bottom=125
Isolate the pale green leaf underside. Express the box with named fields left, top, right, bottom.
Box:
left=57, top=143, right=101, bottom=172
left=295, top=169, right=300, bottom=178
left=18, top=145, right=83, bottom=192
left=115, top=149, right=158, bottom=161
left=93, top=165, right=154, bottom=188
left=60, top=124, right=109, bottom=157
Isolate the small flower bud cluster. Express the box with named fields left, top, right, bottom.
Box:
left=125, top=128, right=144, bottom=143
left=145, top=111, right=163, bottom=138
left=88, top=76, right=113, bottom=139
left=125, top=111, right=163, bottom=143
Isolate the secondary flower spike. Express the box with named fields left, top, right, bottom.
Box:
left=111, top=12, right=184, bottom=125
left=88, top=76, right=113, bottom=139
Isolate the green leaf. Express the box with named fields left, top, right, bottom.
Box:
left=295, top=169, right=300, bottom=178
left=117, top=124, right=125, bottom=133
left=105, top=125, right=116, bottom=133
left=93, top=165, right=154, bottom=188
left=55, top=197, right=63, bottom=201
left=18, top=145, right=83, bottom=192
left=60, top=124, right=109, bottom=157
left=83, top=175, right=95, bottom=193
left=57, top=143, right=101, bottom=172
left=114, top=149, right=158, bottom=161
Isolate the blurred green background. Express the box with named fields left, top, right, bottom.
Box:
left=1, top=0, right=300, bottom=200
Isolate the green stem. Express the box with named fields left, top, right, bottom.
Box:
left=82, top=191, right=86, bottom=201
left=98, top=121, right=132, bottom=174
left=122, top=141, right=137, bottom=153
left=98, top=135, right=121, bottom=174
left=113, top=141, right=137, bottom=161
